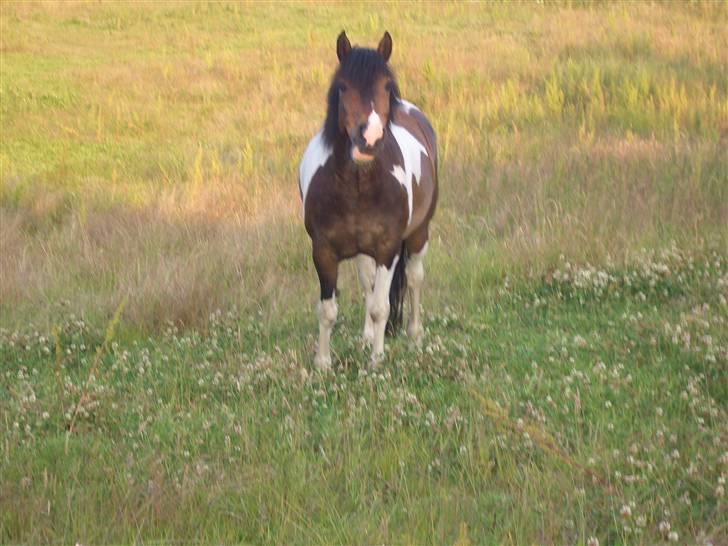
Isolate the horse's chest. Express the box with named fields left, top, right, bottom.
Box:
left=353, top=209, right=392, bottom=245
left=320, top=193, right=402, bottom=256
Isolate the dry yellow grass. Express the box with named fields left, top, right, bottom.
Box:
left=1, top=1, right=726, bottom=331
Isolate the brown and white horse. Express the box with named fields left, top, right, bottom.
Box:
left=299, top=31, right=438, bottom=369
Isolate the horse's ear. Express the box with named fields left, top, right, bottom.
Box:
left=377, top=31, right=392, bottom=62
left=337, top=31, right=351, bottom=63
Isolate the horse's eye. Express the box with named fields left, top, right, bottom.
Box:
left=339, top=83, right=348, bottom=93
left=385, top=81, right=394, bottom=92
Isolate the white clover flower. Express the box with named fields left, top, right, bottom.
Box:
left=620, top=504, right=632, bottom=518
left=667, top=531, right=678, bottom=542
left=587, top=537, right=599, bottom=546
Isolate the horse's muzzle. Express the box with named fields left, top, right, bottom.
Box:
left=350, top=129, right=384, bottom=163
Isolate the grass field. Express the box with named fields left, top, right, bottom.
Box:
left=1, top=2, right=727, bottom=544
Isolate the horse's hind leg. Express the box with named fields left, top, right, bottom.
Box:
left=356, top=254, right=376, bottom=345
left=312, top=244, right=339, bottom=370
left=406, top=233, right=429, bottom=346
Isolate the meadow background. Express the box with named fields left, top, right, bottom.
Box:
left=1, top=1, right=727, bottom=544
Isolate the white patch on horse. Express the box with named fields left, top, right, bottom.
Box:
left=406, top=242, right=428, bottom=345
left=299, top=130, right=332, bottom=213
left=369, top=255, right=399, bottom=365
left=363, top=104, right=384, bottom=147
left=389, top=123, right=428, bottom=224
left=314, top=295, right=337, bottom=370
left=356, top=254, right=376, bottom=344
left=398, top=98, right=420, bottom=114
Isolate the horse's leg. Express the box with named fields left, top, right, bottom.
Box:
left=406, top=229, right=429, bottom=346
left=356, top=254, right=376, bottom=344
left=369, top=254, right=399, bottom=366
left=312, top=243, right=338, bottom=370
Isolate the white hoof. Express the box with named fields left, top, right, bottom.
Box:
left=369, top=351, right=384, bottom=369
left=313, top=353, right=332, bottom=371
left=407, top=323, right=424, bottom=347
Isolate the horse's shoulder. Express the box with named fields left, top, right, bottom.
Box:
left=299, top=130, right=333, bottom=202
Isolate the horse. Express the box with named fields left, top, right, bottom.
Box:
left=299, top=31, right=438, bottom=369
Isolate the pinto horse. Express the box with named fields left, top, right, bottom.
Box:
left=299, top=31, right=438, bottom=369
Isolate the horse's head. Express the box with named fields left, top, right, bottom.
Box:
left=324, top=31, right=400, bottom=165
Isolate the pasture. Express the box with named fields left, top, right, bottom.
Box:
left=1, top=2, right=727, bottom=544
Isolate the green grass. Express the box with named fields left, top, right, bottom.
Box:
left=2, top=248, right=726, bottom=544
left=1, top=2, right=727, bottom=544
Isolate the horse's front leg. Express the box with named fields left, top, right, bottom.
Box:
left=368, top=253, right=400, bottom=366
left=356, top=254, right=376, bottom=345
left=312, top=243, right=339, bottom=370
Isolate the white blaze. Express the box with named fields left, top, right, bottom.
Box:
left=363, top=105, right=384, bottom=147
left=299, top=130, right=332, bottom=213
left=389, top=123, right=428, bottom=224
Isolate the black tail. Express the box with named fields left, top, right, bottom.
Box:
left=386, top=243, right=408, bottom=336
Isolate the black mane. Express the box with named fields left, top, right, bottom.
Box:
left=323, top=47, right=400, bottom=147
